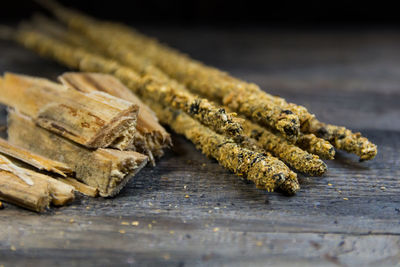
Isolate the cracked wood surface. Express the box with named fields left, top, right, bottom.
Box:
left=0, top=27, right=400, bottom=266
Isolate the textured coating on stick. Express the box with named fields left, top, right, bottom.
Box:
left=146, top=102, right=299, bottom=194
left=241, top=117, right=327, bottom=176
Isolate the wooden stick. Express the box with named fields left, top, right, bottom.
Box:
left=0, top=72, right=139, bottom=150
left=7, top=110, right=148, bottom=197
left=0, top=137, right=72, bottom=177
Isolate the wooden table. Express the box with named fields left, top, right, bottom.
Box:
left=1, top=27, right=399, bottom=266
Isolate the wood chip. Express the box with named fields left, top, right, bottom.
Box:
left=7, top=110, right=148, bottom=197
left=0, top=154, right=75, bottom=211
left=59, top=72, right=171, bottom=165
left=0, top=137, right=72, bottom=177
left=0, top=72, right=139, bottom=150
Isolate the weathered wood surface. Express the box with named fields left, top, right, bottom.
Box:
left=1, top=27, right=400, bottom=266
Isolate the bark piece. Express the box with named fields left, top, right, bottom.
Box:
left=59, top=72, right=171, bottom=165
left=0, top=137, right=72, bottom=177
left=0, top=72, right=139, bottom=150
left=7, top=111, right=148, bottom=197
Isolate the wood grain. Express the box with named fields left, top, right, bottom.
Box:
left=0, top=28, right=399, bottom=266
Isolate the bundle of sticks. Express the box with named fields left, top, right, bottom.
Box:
left=0, top=0, right=377, bottom=198
left=0, top=72, right=171, bottom=211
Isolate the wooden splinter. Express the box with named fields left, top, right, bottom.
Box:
left=7, top=111, right=148, bottom=197
left=0, top=137, right=72, bottom=177
left=0, top=137, right=97, bottom=197
left=0, top=154, right=75, bottom=211
left=0, top=72, right=139, bottom=150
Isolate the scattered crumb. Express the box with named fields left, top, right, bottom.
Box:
left=119, top=229, right=126, bottom=234
left=213, top=227, right=219, bottom=232
left=121, top=221, right=129, bottom=225
left=10, top=245, right=16, bottom=251
left=328, top=183, right=333, bottom=186
left=149, top=202, right=153, bottom=206
left=380, top=186, right=386, bottom=190
left=131, top=221, right=139, bottom=226
left=148, top=224, right=152, bottom=229
left=202, top=163, right=206, bottom=167
left=152, top=220, right=156, bottom=224
left=184, top=185, right=187, bottom=189
left=163, top=253, right=171, bottom=260
left=256, top=241, right=263, bottom=247
left=169, top=230, right=175, bottom=234
left=185, top=194, right=190, bottom=198
left=86, top=206, right=91, bottom=210
left=69, top=219, right=75, bottom=223
left=0, top=201, right=3, bottom=209
left=343, top=198, right=349, bottom=200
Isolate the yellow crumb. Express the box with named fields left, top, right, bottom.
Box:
left=213, top=227, right=219, bottom=232
left=131, top=221, right=139, bottom=226
left=121, top=221, right=129, bottom=225
left=10, top=245, right=16, bottom=251
left=185, top=194, right=190, bottom=198
left=343, top=198, right=348, bottom=200
left=169, top=230, right=175, bottom=234
left=119, top=230, right=126, bottom=234
left=256, top=241, right=263, bottom=247
left=69, top=219, right=74, bottom=223
left=328, top=183, right=333, bottom=186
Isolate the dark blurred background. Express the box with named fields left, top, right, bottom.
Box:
left=0, top=0, right=399, bottom=27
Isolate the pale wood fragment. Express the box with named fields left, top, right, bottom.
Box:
left=0, top=169, right=50, bottom=212
left=59, top=72, right=171, bottom=165
left=0, top=72, right=139, bottom=150
left=0, top=137, right=72, bottom=177
left=0, top=154, right=75, bottom=210
left=7, top=111, right=148, bottom=197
